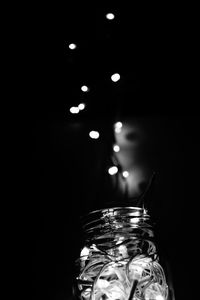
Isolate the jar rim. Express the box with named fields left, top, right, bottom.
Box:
left=84, top=206, right=147, bottom=216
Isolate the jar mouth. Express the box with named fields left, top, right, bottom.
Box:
left=81, top=206, right=151, bottom=235
left=82, top=206, right=148, bottom=220
left=88, top=206, right=147, bottom=214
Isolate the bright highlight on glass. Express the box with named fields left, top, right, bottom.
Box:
left=81, top=85, right=89, bottom=92
left=78, top=103, right=85, bottom=110
left=113, top=144, right=120, bottom=152
left=69, top=43, right=77, bottom=50
left=89, top=131, right=100, bottom=139
left=106, top=13, right=115, bottom=20
left=122, top=171, right=129, bottom=178
left=108, top=166, right=118, bottom=175
left=111, top=73, right=120, bottom=82
left=155, top=295, right=165, bottom=300
left=69, top=106, right=79, bottom=114
left=80, top=247, right=90, bottom=257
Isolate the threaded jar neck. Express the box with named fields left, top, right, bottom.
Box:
left=81, top=207, right=156, bottom=258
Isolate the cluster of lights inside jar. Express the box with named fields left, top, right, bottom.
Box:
left=76, top=208, right=168, bottom=300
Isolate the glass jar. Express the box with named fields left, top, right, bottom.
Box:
left=73, top=206, right=171, bottom=300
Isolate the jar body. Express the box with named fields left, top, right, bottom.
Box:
left=74, top=207, right=169, bottom=300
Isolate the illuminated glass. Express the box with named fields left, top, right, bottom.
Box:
left=74, top=207, right=170, bottom=299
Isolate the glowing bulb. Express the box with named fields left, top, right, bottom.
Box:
left=113, top=144, right=120, bottom=152
left=80, top=247, right=90, bottom=258
left=81, top=85, right=89, bottom=92
left=122, top=171, right=129, bottom=178
left=155, top=296, right=164, bottom=300
left=78, top=103, right=85, bottom=110
left=69, top=106, right=79, bottom=114
left=69, top=43, right=77, bottom=50
left=89, top=131, right=99, bottom=139
left=115, top=121, right=122, bottom=129
left=114, top=121, right=123, bottom=133
left=108, top=166, right=118, bottom=175
left=106, top=13, right=115, bottom=20
left=111, top=73, right=120, bottom=82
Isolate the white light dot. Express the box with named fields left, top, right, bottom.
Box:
left=69, top=43, right=77, bottom=50
left=113, top=144, right=120, bottom=152
left=122, top=171, right=129, bottom=178
left=69, top=106, right=79, bottom=114
left=108, top=166, right=118, bottom=175
left=106, top=13, right=115, bottom=20
left=78, top=103, right=85, bottom=110
left=115, top=121, right=122, bottom=129
left=89, top=131, right=100, bottom=139
left=111, top=73, right=120, bottom=82
left=114, top=122, right=123, bottom=132
left=81, top=85, right=89, bottom=92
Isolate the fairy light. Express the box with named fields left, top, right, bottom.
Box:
left=89, top=131, right=100, bottom=139
left=108, top=166, right=118, bottom=175
left=113, top=144, right=120, bottom=152
left=106, top=13, right=115, bottom=20
left=81, top=85, right=89, bottom=92
left=69, top=106, right=79, bottom=114
left=155, top=296, right=165, bottom=300
left=69, top=43, right=77, bottom=50
left=114, top=121, right=123, bottom=133
left=78, top=103, right=85, bottom=110
left=122, top=171, right=129, bottom=178
left=80, top=247, right=90, bottom=258
left=111, top=73, right=120, bottom=82
left=115, top=122, right=122, bottom=129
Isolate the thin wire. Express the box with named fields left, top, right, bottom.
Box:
left=136, top=171, right=156, bottom=208
left=128, top=279, right=138, bottom=300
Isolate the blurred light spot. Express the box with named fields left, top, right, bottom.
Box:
left=111, top=73, right=120, bottom=82
left=69, top=43, right=77, bottom=50
left=114, top=121, right=123, bottom=133
left=81, top=85, right=89, bottom=92
left=115, top=121, right=123, bottom=129
left=108, top=166, right=118, bottom=175
left=115, top=127, right=122, bottom=133
left=69, top=106, right=79, bottom=114
left=89, top=131, right=99, bottom=139
left=122, top=171, right=129, bottom=178
left=78, top=103, right=85, bottom=110
left=106, top=13, right=115, bottom=20
left=113, top=144, right=120, bottom=152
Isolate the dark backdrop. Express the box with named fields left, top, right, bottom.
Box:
left=30, top=3, right=199, bottom=299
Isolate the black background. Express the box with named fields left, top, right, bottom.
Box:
left=30, top=3, right=199, bottom=299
